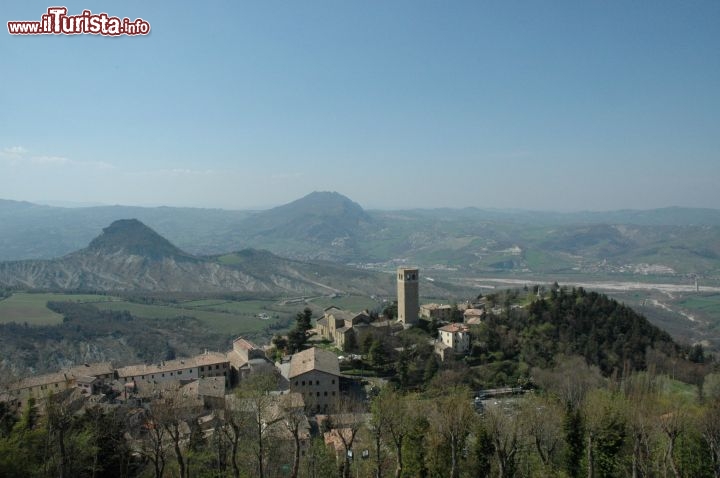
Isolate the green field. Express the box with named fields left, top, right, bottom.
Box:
left=0, top=293, right=119, bottom=325
left=94, top=299, right=298, bottom=335
left=0, top=292, right=307, bottom=336
left=309, top=295, right=383, bottom=312
left=676, top=294, right=720, bottom=317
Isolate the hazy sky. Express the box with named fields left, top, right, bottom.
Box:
left=1, top=1, right=718, bottom=211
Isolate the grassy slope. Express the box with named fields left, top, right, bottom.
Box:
left=0, top=293, right=119, bottom=325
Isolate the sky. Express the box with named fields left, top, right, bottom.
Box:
left=1, top=1, right=718, bottom=211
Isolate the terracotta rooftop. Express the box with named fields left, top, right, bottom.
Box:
left=7, top=361, right=114, bottom=392
left=438, top=323, right=470, bottom=333
left=232, top=337, right=258, bottom=351
left=463, top=308, right=485, bottom=317
left=288, top=347, right=340, bottom=379
left=117, top=351, right=228, bottom=378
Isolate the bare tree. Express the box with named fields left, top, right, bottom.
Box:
left=232, top=370, right=283, bottom=478
left=482, top=402, right=521, bottom=478
left=329, top=394, right=366, bottom=478
left=623, top=371, right=660, bottom=478
left=278, top=392, right=308, bottom=478
left=660, top=405, right=686, bottom=478
left=701, top=400, right=720, bottom=478
left=370, top=386, right=413, bottom=478
left=148, top=389, right=203, bottom=478
left=520, top=393, right=564, bottom=470
left=221, top=399, right=247, bottom=478
left=137, top=408, right=168, bottom=478
left=427, top=386, right=476, bottom=478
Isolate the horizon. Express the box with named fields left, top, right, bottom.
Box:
left=3, top=191, right=720, bottom=215
left=2, top=1, right=718, bottom=211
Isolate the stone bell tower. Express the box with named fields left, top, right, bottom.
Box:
left=397, top=267, right=419, bottom=325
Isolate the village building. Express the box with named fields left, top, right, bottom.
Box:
left=420, top=303, right=453, bottom=321
left=435, top=323, right=472, bottom=361
left=315, top=306, right=403, bottom=351
left=180, top=376, right=227, bottom=409
left=116, top=351, right=229, bottom=388
left=227, top=337, right=273, bottom=385
left=283, top=347, right=340, bottom=412
left=463, top=308, right=485, bottom=325
left=315, top=307, right=371, bottom=350
left=4, top=362, right=115, bottom=407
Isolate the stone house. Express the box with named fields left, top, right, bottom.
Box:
left=116, top=351, right=230, bottom=388
left=420, top=303, right=453, bottom=321
left=285, top=347, right=340, bottom=412
left=436, top=323, right=472, bottom=360
left=315, top=307, right=372, bottom=351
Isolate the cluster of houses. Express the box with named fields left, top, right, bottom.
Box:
left=0, top=267, right=490, bottom=467
left=1, top=338, right=344, bottom=413
left=313, top=267, right=487, bottom=362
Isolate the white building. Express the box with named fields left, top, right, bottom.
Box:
left=436, top=323, right=471, bottom=360
left=116, top=351, right=229, bottom=387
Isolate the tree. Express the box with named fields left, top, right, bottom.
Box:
left=147, top=390, right=203, bottom=478
left=138, top=407, right=168, bottom=478
left=383, top=302, right=398, bottom=320
left=401, top=408, right=429, bottom=478
left=272, top=335, right=289, bottom=354
left=660, top=403, right=688, bottom=478
left=232, top=370, right=283, bottom=478
left=583, top=389, right=627, bottom=478
left=287, top=327, right=307, bottom=354
left=303, top=437, right=337, bottom=478
left=520, top=393, right=565, bottom=471
left=278, top=393, right=307, bottom=478
left=563, top=406, right=585, bottom=478
left=423, top=355, right=439, bottom=383
left=371, top=387, right=414, bottom=478
left=369, top=339, right=387, bottom=369
left=427, top=386, right=476, bottom=478
left=297, top=308, right=313, bottom=334
left=330, top=395, right=366, bottom=478
left=701, top=400, right=720, bottom=478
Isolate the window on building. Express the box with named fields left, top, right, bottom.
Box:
left=178, top=370, right=182, bottom=375
left=200, top=367, right=204, bottom=371
left=54, top=383, right=58, bottom=388
left=324, top=391, right=327, bottom=396
left=216, top=365, right=219, bottom=369
left=317, top=392, right=320, bottom=397
left=316, top=380, right=319, bottom=385
left=302, top=381, right=305, bottom=386
left=331, top=379, right=335, bottom=385
left=295, top=381, right=298, bottom=386
left=332, top=391, right=336, bottom=396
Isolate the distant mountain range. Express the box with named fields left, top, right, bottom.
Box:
left=0, top=218, right=461, bottom=296
left=1, top=192, right=719, bottom=278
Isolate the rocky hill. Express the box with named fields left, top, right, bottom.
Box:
left=1, top=194, right=719, bottom=278
left=229, top=191, right=375, bottom=261
left=0, top=218, right=460, bottom=297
